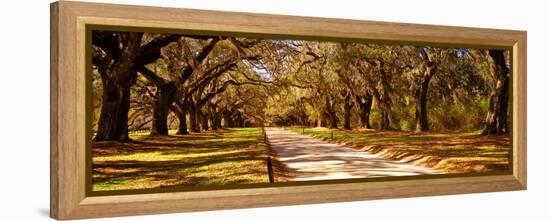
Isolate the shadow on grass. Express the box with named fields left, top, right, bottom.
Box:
left=92, top=128, right=273, bottom=191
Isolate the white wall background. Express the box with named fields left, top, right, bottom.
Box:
left=0, top=0, right=547, bottom=220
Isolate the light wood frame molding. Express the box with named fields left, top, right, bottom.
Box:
left=50, top=1, right=527, bottom=220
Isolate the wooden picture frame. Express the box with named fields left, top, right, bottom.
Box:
left=50, top=1, right=527, bottom=220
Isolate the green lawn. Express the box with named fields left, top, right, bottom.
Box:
left=92, top=128, right=273, bottom=191
left=287, top=127, right=511, bottom=174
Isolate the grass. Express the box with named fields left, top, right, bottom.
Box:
left=287, top=127, right=511, bottom=174
left=92, top=128, right=276, bottom=191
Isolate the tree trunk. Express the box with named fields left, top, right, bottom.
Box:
left=378, top=98, right=393, bottom=131
left=211, top=115, right=218, bottom=130
left=234, top=112, right=242, bottom=128
left=216, top=114, right=223, bottom=129
left=380, top=109, right=391, bottom=130
left=483, top=50, right=510, bottom=135
left=217, top=118, right=222, bottom=129
left=200, top=111, right=209, bottom=131
left=325, top=97, right=338, bottom=129
left=356, top=94, right=373, bottom=129
left=150, top=82, right=177, bottom=136
left=189, top=105, right=200, bottom=132
left=343, top=96, right=353, bottom=130
left=415, top=67, right=434, bottom=132
left=298, top=105, right=308, bottom=126
left=223, top=111, right=233, bottom=128
left=328, top=111, right=338, bottom=129
left=174, top=103, right=189, bottom=135
left=319, top=115, right=328, bottom=127
left=94, top=77, right=133, bottom=141
left=211, top=111, right=222, bottom=130
left=93, top=32, right=143, bottom=141
left=373, top=90, right=393, bottom=131
left=237, top=112, right=246, bottom=127
left=377, top=68, right=393, bottom=131
left=176, top=112, right=188, bottom=135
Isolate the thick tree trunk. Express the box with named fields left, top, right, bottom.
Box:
left=374, top=90, right=393, bottom=131
left=328, top=112, right=338, bottom=129
left=199, top=111, right=209, bottom=131
left=93, top=32, right=143, bottom=141
left=343, top=96, right=353, bottom=130
left=483, top=50, right=510, bottom=135
left=233, top=113, right=240, bottom=127
left=234, top=112, right=243, bottom=128
left=356, top=94, right=373, bottom=129
left=319, top=114, right=328, bottom=127
left=94, top=77, right=133, bottom=141
left=238, top=112, right=246, bottom=127
left=176, top=112, right=188, bottom=135
left=223, top=111, right=233, bottom=128
left=415, top=68, right=434, bottom=132
left=325, top=97, right=338, bottom=129
left=189, top=105, right=200, bottom=132
left=378, top=98, right=393, bottom=131
left=150, top=82, right=177, bottom=136
left=174, top=103, right=189, bottom=135
left=211, top=115, right=218, bottom=130
left=211, top=111, right=222, bottom=130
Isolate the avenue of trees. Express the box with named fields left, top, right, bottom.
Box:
left=91, top=31, right=510, bottom=141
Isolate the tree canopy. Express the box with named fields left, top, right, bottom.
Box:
left=91, top=31, right=511, bottom=141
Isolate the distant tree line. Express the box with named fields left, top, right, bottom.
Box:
left=264, top=42, right=510, bottom=134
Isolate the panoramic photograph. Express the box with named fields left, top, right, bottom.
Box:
left=90, top=30, right=511, bottom=192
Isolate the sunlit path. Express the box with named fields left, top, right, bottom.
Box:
left=265, top=127, right=443, bottom=181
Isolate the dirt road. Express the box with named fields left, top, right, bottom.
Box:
left=265, top=127, right=442, bottom=181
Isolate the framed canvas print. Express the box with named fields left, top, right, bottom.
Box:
left=50, top=1, right=527, bottom=220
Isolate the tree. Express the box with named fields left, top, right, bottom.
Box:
left=92, top=32, right=177, bottom=141
left=482, top=50, right=510, bottom=134
left=172, top=99, right=189, bottom=134
left=336, top=42, right=373, bottom=129
left=139, top=37, right=220, bottom=135
left=412, top=48, right=436, bottom=132
left=92, top=32, right=143, bottom=141
left=354, top=44, right=400, bottom=130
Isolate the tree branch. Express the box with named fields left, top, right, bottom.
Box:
left=136, top=66, right=167, bottom=86
left=178, top=38, right=220, bottom=82
left=136, top=35, right=179, bottom=65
